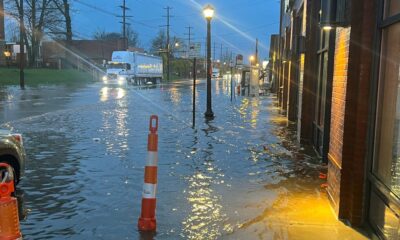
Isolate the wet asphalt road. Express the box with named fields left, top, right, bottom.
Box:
left=0, top=79, right=324, bottom=239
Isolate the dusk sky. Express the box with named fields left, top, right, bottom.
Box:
left=3, top=0, right=281, bottom=61
left=71, top=0, right=280, bottom=60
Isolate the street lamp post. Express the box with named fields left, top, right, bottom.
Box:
left=203, top=4, right=214, bottom=119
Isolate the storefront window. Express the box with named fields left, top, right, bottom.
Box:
left=373, top=22, right=400, bottom=197
left=384, top=0, right=400, bottom=18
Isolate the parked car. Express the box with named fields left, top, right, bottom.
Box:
left=0, top=130, right=26, bottom=184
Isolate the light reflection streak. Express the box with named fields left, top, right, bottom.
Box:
left=100, top=87, right=129, bottom=154
left=250, top=99, right=260, bottom=129
left=169, top=87, right=182, bottom=106
left=186, top=0, right=269, bottom=52
left=183, top=171, right=225, bottom=239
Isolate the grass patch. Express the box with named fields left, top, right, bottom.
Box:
left=0, top=68, right=95, bottom=86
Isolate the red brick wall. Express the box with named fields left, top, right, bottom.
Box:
left=327, top=27, right=350, bottom=213
left=327, top=0, right=376, bottom=226
left=328, top=28, right=350, bottom=167
left=42, top=39, right=126, bottom=65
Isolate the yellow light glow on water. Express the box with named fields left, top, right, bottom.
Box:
left=169, top=87, right=182, bottom=105
left=237, top=180, right=368, bottom=239
left=183, top=171, right=225, bottom=239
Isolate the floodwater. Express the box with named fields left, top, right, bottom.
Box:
left=0, top=79, right=368, bottom=239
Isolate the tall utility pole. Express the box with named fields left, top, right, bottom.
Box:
left=255, top=38, right=259, bottom=64
left=118, top=0, right=132, bottom=49
left=185, top=26, right=193, bottom=58
left=163, top=6, right=172, bottom=81
left=19, top=0, right=25, bottom=89
left=220, top=43, right=223, bottom=62
left=230, top=51, right=233, bottom=102
left=213, top=41, right=216, bottom=61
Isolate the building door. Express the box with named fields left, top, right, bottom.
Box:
left=312, top=30, right=334, bottom=160
left=368, top=1, right=400, bottom=239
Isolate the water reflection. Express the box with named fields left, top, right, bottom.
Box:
left=100, top=87, right=126, bottom=102
left=101, top=87, right=129, bottom=156
left=15, top=189, right=28, bottom=221
left=250, top=100, right=260, bottom=129
left=0, top=79, right=348, bottom=239
left=168, top=87, right=182, bottom=106
left=182, top=123, right=227, bottom=239
left=215, top=79, right=221, bottom=95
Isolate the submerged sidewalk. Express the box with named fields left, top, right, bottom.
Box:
left=227, top=98, right=370, bottom=240
left=3, top=80, right=372, bottom=239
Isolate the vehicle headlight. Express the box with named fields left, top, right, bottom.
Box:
left=118, top=76, right=125, bottom=81
left=102, top=76, right=107, bottom=81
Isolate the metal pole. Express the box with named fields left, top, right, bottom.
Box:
left=123, top=0, right=126, bottom=40
left=19, top=0, right=24, bottom=89
left=166, top=7, right=170, bottom=82
left=234, top=67, right=236, bottom=100
left=192, top=57, right=196, bottom=128
left=230, top=65, right=233, bottom=102
left=205, top=18, right=214, bottom=119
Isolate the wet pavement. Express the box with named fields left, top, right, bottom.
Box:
left=0, top=79, right=369, bottom=239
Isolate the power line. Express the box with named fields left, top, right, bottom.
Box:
left=117, top=0, right=132, bottom=48
left=184, top=26, right=193, bottom=57
left=162, top=6, right=172, bottom=81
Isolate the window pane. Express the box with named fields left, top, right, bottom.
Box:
left=373, top=22, right=400, bottom=197
left=369, top=191, right=400, bottom=239
left=384, top=0, right=400, bottom=18
left=319, top=53, right=328, bottom=127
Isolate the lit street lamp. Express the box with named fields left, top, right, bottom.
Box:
left=249, top=55, right=255, bottom=66
left=203, top=4, right=214, bottom=119
left=3, top=50, right=11, bottom=68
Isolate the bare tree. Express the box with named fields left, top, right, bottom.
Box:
left=94, top=27, right=140, bottom=48
left=5, top=0, right=65, bottom=66
left=51, top=0, right=72, bottom=41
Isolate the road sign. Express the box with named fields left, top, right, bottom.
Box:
left=189, top=43, right=201, bottom=58
left=236, top=54, right=243, bottom=66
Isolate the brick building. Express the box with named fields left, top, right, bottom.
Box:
left=41, top=39, right=127, bottom=69
left=268, top=34, right=280, bottom=94
left=274, top=0, right=400, bottom=238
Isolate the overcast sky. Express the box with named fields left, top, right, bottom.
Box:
left=73, top=0, right=280, bottom=59
left=5, top=0, right=280, bottom=61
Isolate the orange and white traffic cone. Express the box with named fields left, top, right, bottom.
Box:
left=138, top=115, right=159, bottom=232
left=0, top=163, right=22, bottom=240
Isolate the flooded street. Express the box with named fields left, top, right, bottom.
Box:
left=0, top=80, right=366, bottom=239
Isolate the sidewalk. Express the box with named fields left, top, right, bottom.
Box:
left=226, top=97, right=370, bottom=240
